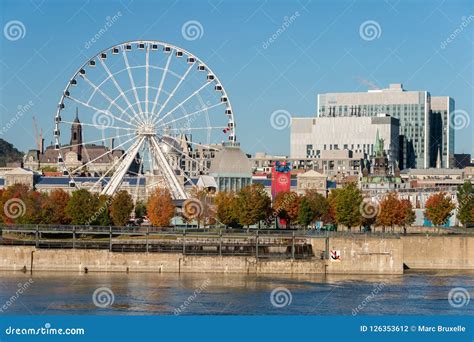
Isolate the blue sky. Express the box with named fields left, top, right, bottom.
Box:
left=0, top=0, right=472, bottom=156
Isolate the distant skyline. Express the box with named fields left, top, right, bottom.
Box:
left=0, top=0, right=472, bottom=157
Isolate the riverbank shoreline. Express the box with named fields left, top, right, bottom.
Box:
left=1, top=235, right=472, bottom=274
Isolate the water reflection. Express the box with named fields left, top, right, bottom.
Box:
left=0, top=270, right=472, bottom=315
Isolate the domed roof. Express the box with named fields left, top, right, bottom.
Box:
left=209, top=145, right=252, bottom=176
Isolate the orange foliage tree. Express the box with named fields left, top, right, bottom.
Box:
left=273, top=191, right=301, bottom=228
left=425, top=192, right=455, bottom=227
left=147, top=188, right=175, bottom=227
left=41, top=189, right=71, bottom=224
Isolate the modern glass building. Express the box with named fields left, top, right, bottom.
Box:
left=316, top=84, right=454, bottom=169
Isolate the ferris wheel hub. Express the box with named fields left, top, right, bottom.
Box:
left=136, top=122, right=156, bottom=136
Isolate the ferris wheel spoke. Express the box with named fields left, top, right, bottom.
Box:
left=166, top=126, right=226, bottom=132
left=88, top=143, right=132, bottom=193
left=159, top=136, right=208, bottom=171
left=102, top=136, right=146, bottom=196
left=121, top=50, right=145, bottom=121
left=145, top=46, right=150, bottom=122
left=98, top=57, right=145, bottom=125
left=81, top=74, right=142, bottom=127
left=150, top=48, right=174, bottom=117
left=149, top=136, right=187, bottom=199
left=153, top=82, right=212, bottom=126
left=155, top=101, right=226, bottom=129
left=180, top=139, right=220, bottom=151
left=66, top=95, right=137, bottom=128
left=131, top=140, right=147, bottom=204
left=60, top=120, right=135, bottom=132
left=59, top=132, right=135, bottom=152
left=153, top=62, right=195, bottom=119
left=69, top=134, right=137, bottom=175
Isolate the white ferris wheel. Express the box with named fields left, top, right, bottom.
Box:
left=54, top=40, right=236, bottom=200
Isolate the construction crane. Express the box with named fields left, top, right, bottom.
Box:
left=32, top=116, right=43, bottom=153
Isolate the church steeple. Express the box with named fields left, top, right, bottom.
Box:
left=70, top=107, right=83, bottom=160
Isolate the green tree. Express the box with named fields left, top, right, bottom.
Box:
left=298, top=197, right=314, bottom=227
left=109, top=190, right=134, bottom=226
left=66, top=189, right=100, bottom=225
left=425, top=192, right=455, bottom=227
left=335, top=183, right=363, bottom=230
left=134, top=200, right=147, bottom=219
left=457, top=181, right=474, bottom=228
left=235, top=184, right=271, bottom=228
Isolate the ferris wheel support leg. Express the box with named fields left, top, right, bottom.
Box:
left=102, top=136, right=145, bottom=197
left=149, top=136, right=188, bottom=200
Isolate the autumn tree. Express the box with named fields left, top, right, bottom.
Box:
left=66, top=189, right=100, bottom=225
left=273, top=191, right=301, bottom=228
left=425, top=192, right=455, bottom=227
left=215, top=191, right=239, bottom=228
left=326, top=188, right=341, bottom=225
left=147, top=188, right=175, bottom=227
left=235, top=184, right=271, bottom=228
left=0, top=184, right=42, bottom=224
left=41, top=189, right=71, bottom=224
left=109, top=190, right=134, bottom=226
left=376, top=192, right=401, bottom=231
left=457, top=181, right=474, bottom=228
left=334, top=183, right=363, bottom=230
left=399, top=198, right=415, bottom=233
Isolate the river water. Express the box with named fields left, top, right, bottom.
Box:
left=0, top=270, right=472, bottom=315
